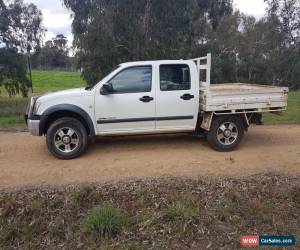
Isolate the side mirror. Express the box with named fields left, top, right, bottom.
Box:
left=100, top=83, right=113, bottom=95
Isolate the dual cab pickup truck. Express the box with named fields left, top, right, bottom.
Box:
left=26, top=54, right=289, bottom=159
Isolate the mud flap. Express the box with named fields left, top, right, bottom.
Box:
left=201, top=112, right=213, bottom=131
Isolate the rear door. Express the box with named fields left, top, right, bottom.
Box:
left=155, top=62, right=198, bottom=130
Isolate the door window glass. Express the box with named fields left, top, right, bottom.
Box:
left=109, top=66, right=152, bottom=93
left=160, top=64, right=191, bottom=91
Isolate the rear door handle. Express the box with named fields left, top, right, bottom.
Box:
left=139, top=96, right=154, bottom=102
left=180, top=94, right=194, bottom=100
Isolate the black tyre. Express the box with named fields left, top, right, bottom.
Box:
left=206, top=115, right=244, bottom=151
left=46, top=117, right=88, bottom=159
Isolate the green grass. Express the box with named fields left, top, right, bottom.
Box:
left=81, top=205, right=128, bottom=240
left=31, top=70, right=86, bottom=94
left=0, top=115, right=24, bottom=128
left=0, top=70, right=86, bottom=97
left=263, top=91, right=300, bottom=124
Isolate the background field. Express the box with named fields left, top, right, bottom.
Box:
left=31, top=70, right=86, bottom=94
left=0, top=70, right=299, bottom=129
left=0, top=70, right=86, bottom=96
left=0, top=70, right=86, bottom=129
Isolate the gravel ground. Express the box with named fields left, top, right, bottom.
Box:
left=0, top=124, right=299, bottom=189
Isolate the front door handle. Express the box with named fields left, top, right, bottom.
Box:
left=139, top=96, right=154, bottom=103
left=180, top=94, right=194, bottom=100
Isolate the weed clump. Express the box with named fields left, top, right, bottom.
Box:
left=163, top=203, right=199, bottom=223
left=81, top=205, right=127, bottom=239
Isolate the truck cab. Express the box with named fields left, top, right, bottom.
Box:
left=95, top=60, right=199, bottom=134
left=26, top=54, right=288, bottom=159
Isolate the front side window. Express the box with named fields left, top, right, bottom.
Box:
left=108, top=66, right=152, bottom=93
left=160, top=64, right=191, bottom=91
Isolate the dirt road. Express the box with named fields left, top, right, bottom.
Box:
left=0, top=124, right=299, bottom=189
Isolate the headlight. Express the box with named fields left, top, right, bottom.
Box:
left=33, top=100, right=42, bottom=114
left=28, top=96, right=40, bottom=116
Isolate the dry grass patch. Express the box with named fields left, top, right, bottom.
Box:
left=0, top=174, right=299, bottom=249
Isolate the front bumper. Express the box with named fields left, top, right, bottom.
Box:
left=27, top=118, right=41, bottom=136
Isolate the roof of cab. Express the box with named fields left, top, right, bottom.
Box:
left=119, top=60, right=192, bottom=67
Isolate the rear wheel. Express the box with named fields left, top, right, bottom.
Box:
left=46, top=117, right=88, bottom=159
left=206, top=115, right=244, bottom=151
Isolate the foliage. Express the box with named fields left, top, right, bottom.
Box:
left=0, top=48, right=30, bottom=97
left=0, top=0, right=44, bottom=52
left=63, top=0, right=233, bottom=85
left=0, top=0, right=44, bottom=97
left=81, top=205, right=128, bottom=240
left=32, top=34, right=73, bottom=69
left=265, top=0, right=300, bottom=43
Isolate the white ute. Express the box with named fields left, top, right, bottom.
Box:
left=25, top=54, right=289, bottom=159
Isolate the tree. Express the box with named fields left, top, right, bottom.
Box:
left=207, top=12, right=241, bottom=83
left=265, top=0, right=300, bottom=43
left=0, top=0, right=44, bottom=97
left=263, top=0, right=300, bottom=88
left=33, top=34, right=70, bottom=69
left=53, top=34, right=68, bottom=53
left=63, top=0, right=233, bottom=85
left=0, top=47, right=30, bottom=96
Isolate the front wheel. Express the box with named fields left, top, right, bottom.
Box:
left=206, top=115, right=244, bottom=151
left=46, top=117, right=88, bottom=159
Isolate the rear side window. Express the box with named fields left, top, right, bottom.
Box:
left=108, top=66, right=152, bottom=93
left=160, top=64, right=191, bottom=91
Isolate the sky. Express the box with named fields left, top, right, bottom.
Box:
left=23, top=0, right=73, bottom=45
left=24, top=0, right=268, bottom=46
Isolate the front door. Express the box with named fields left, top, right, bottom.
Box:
left=155, top=63, right=198, bottom=130
left=95, top=65, right=155, bottom=133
